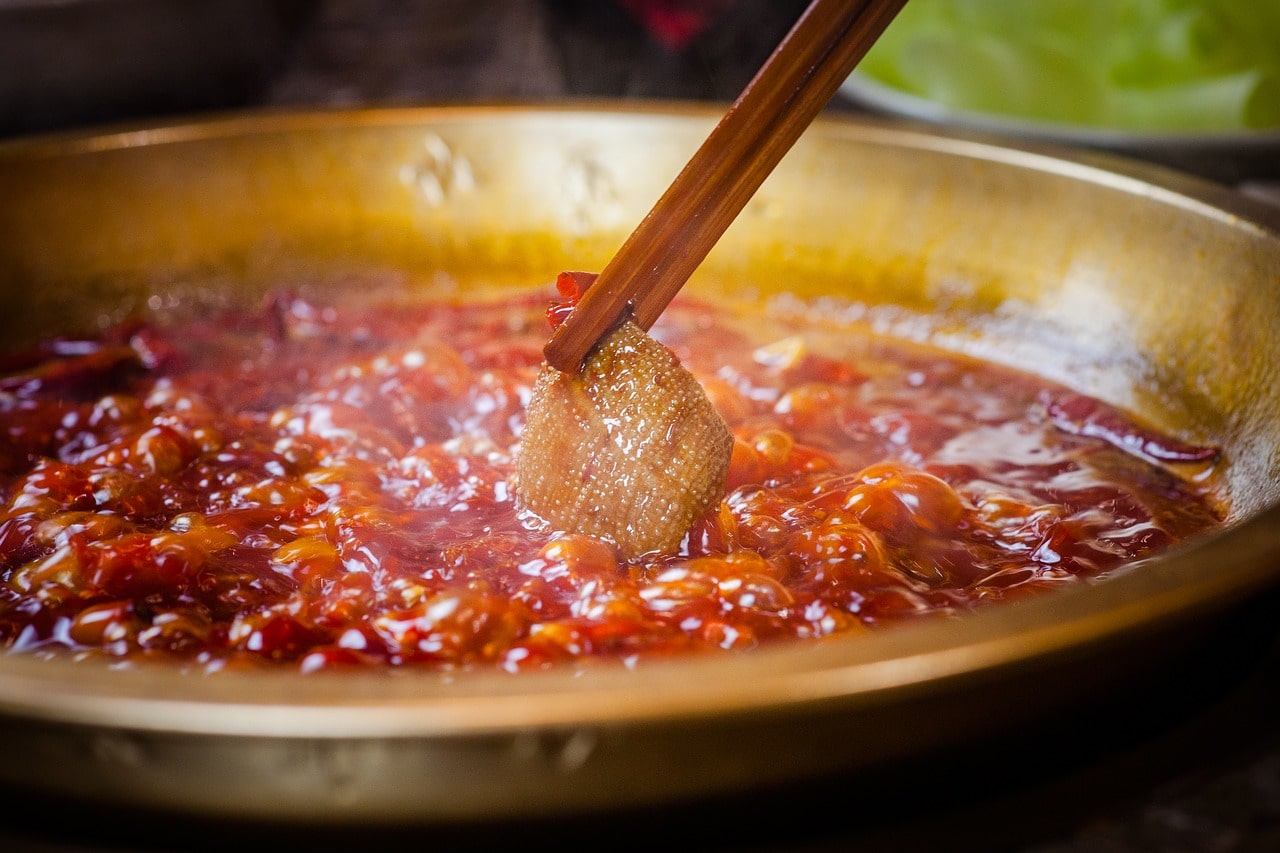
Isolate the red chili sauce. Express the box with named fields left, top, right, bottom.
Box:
left=0, top=288, right=1222, bottom=672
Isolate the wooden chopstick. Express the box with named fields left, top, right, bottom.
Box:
left=543, top=0, right=908, bottom=372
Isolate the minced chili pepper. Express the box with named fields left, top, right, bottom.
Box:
left=0, top=287, right=1222, bottom=672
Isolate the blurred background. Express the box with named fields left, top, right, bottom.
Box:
left=5, top=0, right=1274, bottom=185
left=2, top=0, right=1280, bottom=189
left=0, top=0, right=808, bottom=136
left=3, top=0, right=1277, bottom=185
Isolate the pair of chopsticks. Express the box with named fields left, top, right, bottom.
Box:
left=543, top=0, right=908, bottom=373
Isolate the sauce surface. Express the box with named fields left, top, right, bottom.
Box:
left=0, top=289, right=1222, bottom=672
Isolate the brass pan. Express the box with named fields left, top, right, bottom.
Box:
left=0, top=104, right=1278, bottom=824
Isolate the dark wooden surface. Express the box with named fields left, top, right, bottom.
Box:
left=2, top=2, right=1280, bottom=850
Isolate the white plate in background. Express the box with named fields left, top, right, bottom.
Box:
left=839, top=72, right=1280, bottom=184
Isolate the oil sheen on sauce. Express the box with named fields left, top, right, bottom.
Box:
left=0, top=289, right=1222, bottom=672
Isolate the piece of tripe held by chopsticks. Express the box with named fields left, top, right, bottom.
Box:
left=517, top=0, right=907, bottom=556
left=515, top=274, right=733, bottom=559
